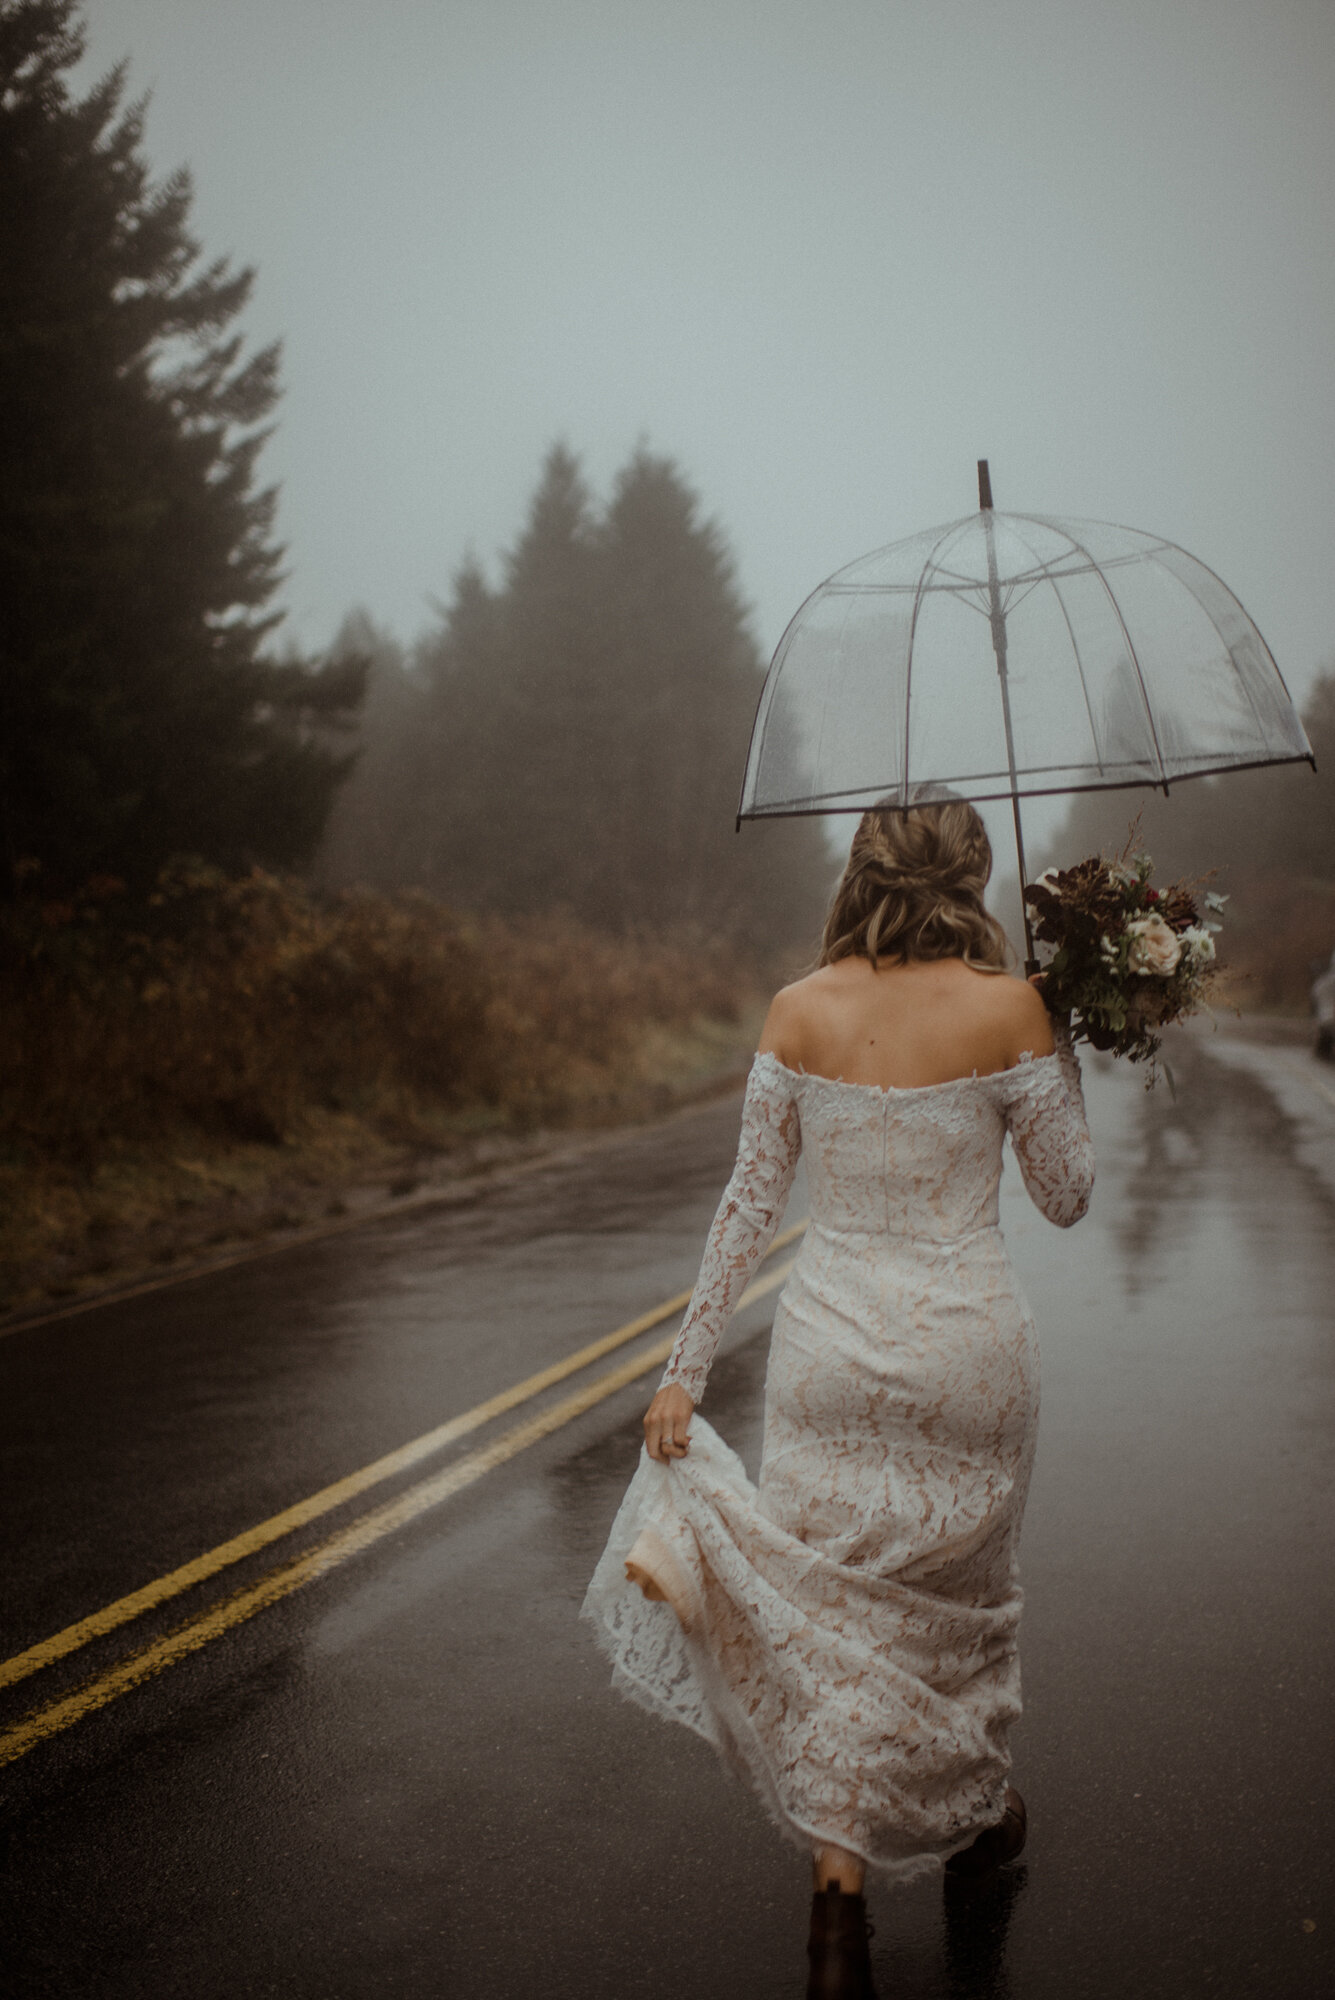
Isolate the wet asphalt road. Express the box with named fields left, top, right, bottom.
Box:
left=1, top=1033, right=1333, bottom=2000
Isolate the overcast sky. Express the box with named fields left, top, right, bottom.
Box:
left=79, top=0, right=1334, bottom=863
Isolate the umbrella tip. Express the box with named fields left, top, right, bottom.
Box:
left=977, top=460, right=993, bottom=510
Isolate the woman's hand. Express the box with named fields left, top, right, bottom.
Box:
left=643, top=1383, right=695, bottom=1464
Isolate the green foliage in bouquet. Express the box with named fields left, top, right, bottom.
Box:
left=1023, top=848, right=1225, bottom=1067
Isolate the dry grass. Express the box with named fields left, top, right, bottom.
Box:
left=1, top=866, right=764, bottom=1312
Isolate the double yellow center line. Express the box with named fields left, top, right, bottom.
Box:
left=0, top=1221, right=806, bottom=1766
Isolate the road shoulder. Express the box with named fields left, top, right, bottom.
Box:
left=0, top=1042, right=756, bottom=1337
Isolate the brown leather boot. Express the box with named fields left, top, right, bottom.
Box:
left=943, top=1785, right=1027, bottom=1877
left=806, top=1882, right=877, bottom=1999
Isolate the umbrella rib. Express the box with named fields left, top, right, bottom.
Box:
left=1136, top=533, right=1293, bottom=751
left=821, top=552, right=1148, bottom=596
left=1015, top=513, right=1309, bottom=769
left=742, top=749, right=1315, bottom=818
left=927, top=547, right=1142, bottom=589
left=810, top=586, right=860, bottom=811
left=998, top=576, right=1047, bottom=619
left=903, top=518, right=974, bottom=809
left=738, top=562, right=841, bottom=822
left=757, top=759, right=1091, bottom=812
left=1001, top=513, right=1107, bottom=779
left=1027, top=516, right=1170, bottom=788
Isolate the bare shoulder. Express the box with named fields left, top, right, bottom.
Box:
left=983, top=971, right=1056, bottom=1061
left=757, top=968, right=834, bottom=1069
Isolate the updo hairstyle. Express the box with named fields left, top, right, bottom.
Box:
left=818, top=800, right=1012, bottom=972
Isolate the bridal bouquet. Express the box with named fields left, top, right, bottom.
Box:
left=1023, top=847, right=1225, bottom=1068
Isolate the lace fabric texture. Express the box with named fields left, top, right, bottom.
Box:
left=582, top=1028, right=1094, bottom=1881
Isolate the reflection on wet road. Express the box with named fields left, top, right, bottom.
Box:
left=1, top=1034, right=1332, bottom=1998
left=0, top=1234, right=802, bottom=1764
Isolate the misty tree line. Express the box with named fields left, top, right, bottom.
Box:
left=317, top=446, right=832, bottom=951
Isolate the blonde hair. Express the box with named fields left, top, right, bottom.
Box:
left=818, top=800, right=1012, bottom=972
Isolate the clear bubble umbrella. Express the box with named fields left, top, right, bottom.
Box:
left=738, top=462, right=1315, bottom=967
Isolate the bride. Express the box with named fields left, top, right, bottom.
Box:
left=583, top=800, right=1094, bottom=2000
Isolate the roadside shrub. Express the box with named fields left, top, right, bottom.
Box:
left=1, top=862, right=750, bottom=1170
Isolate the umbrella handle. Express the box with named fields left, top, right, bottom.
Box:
left=1008, top=789, right=1040, bottom=976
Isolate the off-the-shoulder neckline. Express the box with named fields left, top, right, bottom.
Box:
left=753, top=1046, right=1062, bottom=1098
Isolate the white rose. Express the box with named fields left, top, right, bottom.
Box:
left=1179, top=926, right=1216, bottom=965
left=1125, top=913, right=1182, bottom=977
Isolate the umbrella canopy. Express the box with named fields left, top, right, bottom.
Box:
left=739, top=497, right=1313, bottom=825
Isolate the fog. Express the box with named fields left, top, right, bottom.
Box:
left=80, top=0, right=1335, bottom=866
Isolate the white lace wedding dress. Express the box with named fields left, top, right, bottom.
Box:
left=582, top=1029, right=1094, bottom=1882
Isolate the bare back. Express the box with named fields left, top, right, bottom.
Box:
left=758, top=955, right=1055, bottom=1091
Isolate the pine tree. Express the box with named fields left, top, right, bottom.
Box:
left=500, top=444, right=611, bottom=912
left=314, top=613, right=424, bottom=892
left=412, top=556, right=518, bottom=909
left=0, top=0, right=364, bottom=891
left=596, top=444, right=831, bottom=945
left=399, top=446, right=607, bottom=917
left=361, top=442, right=833, bottom=956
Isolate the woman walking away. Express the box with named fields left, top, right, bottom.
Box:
left=583, top=801, right=1095, bottom=1998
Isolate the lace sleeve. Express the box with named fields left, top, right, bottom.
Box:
left=999, top=1021, right=1095, bottom=1228
left=659, top=1054, right=802, bottom=1403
